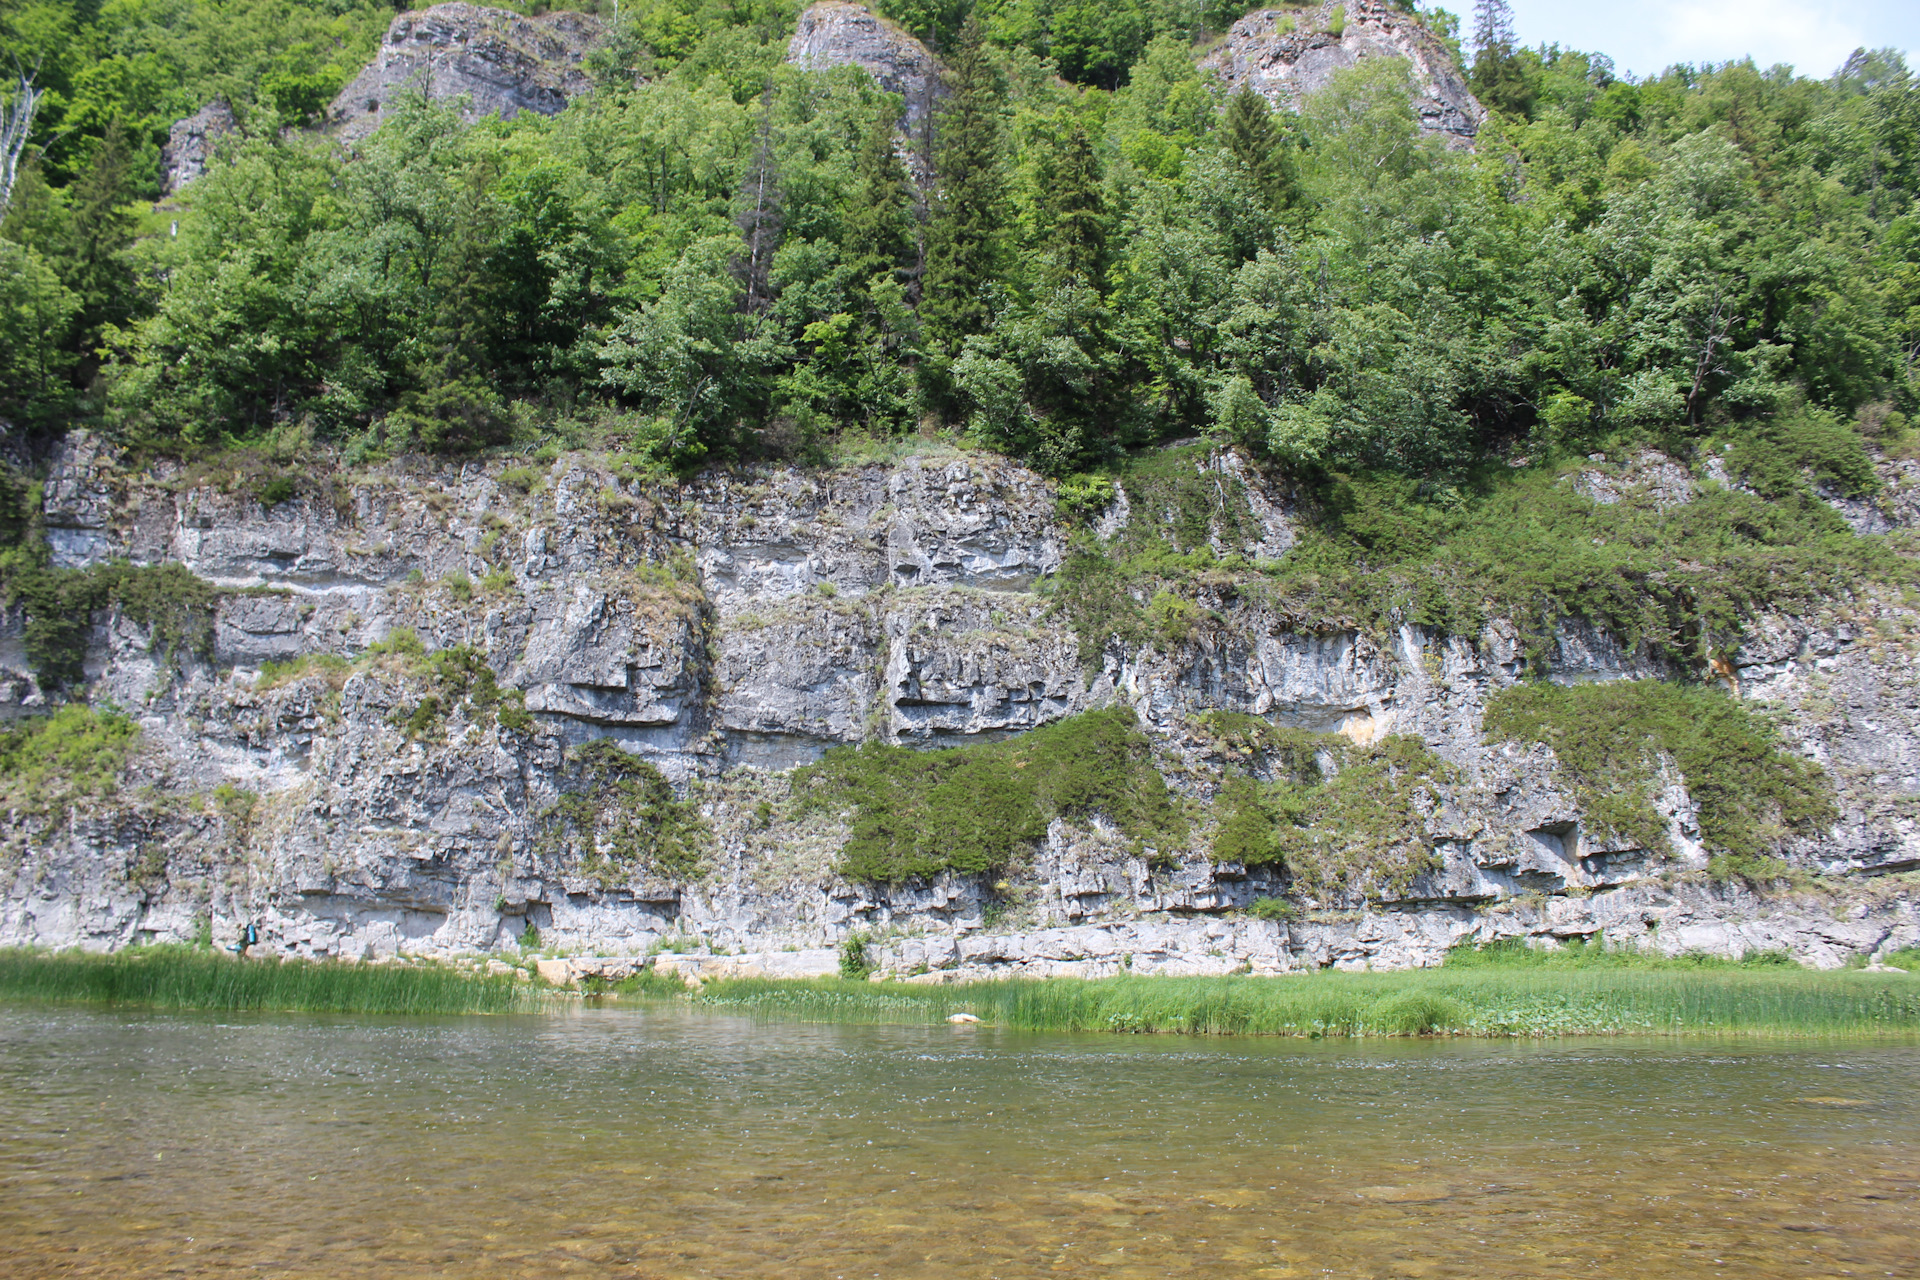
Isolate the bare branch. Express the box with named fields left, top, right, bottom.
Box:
left=0, top=66, right=43, bottom=222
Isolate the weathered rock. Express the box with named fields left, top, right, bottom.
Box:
left=161, top=99, right=237, bottom=194
left=327, top=2, right=605, bottom=144
left=787, top=1, right=939, bottom=126
left=1, top=433, right=1915, bottom=974
left=1202, top=0, right=1485, bottom=148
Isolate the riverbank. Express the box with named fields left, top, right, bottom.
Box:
left=5, top=946, right=1918, bottom=1036
left=0, top=947, right=538, bottom=1015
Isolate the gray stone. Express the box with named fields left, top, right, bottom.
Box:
left=1201, top=0, right=1485, bottom=148
left=327, top=3, right=604, bottom=144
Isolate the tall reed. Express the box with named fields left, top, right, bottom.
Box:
left=0, top=947, right=538, bottom=1015
left=688, top=968, right=1920, bottom=1038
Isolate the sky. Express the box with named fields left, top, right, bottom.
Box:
left=1500, top=0, right=1919, bottom=81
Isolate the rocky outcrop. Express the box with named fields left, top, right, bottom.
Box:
left=327, top=2, right=605, bottom=144
left=160, top=99, right=237, bottom=194
left=1, top=434, right=1915, bottom=974
left=1202, top=0, right=1485, bottom=147
left=787, top=1, right=940, bottom=126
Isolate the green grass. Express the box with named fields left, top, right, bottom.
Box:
left=0, top=947, right=541, bottom=1015
left=683, top=968, right=1920, bottom=1038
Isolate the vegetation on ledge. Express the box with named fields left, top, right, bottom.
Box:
left=1484, top=680, right=1837, bottom=881
left=795, top=706, right=1186, bottom=882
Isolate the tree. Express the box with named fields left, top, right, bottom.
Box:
left=1222, top=85, right=1298, bottom=213
left=54, top=118, right=140, bottom=372
left=0, top=67, right=42, bottom=221
left=920, top=14, right=1006, bottom=349
left=841, top=104, right=918, bottom=305
left=734, top=91, right=784, bottom=314
left=1045, top=122, right=1106, bottom=290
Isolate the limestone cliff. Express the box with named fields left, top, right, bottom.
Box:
left=2, top=437, right=1916, bottom=976
left=787, top=1, right=940, bottom=127
left=1202, top=0, right=1486, bottom=147
left=326, top=2, right=605, bottom=144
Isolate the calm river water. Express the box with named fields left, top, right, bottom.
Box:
left=1, top=1005, right=1916, bottom=1279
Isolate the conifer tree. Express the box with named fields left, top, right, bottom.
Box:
left=920, top=13, right=1005, bottom=347
left=58, top=118, right=139, bottom=365
left=842, top=105, right=918, bottom=305
left=1223, top=85, right=1298, bottom=213
left=1046, top=122, right=1106, bottom=291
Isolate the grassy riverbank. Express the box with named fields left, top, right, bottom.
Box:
left=0, top=947, right=537, bottom=1015
left=686, top=967, right=1920, bottom=1038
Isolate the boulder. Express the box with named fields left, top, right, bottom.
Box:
left=161, top=99, right=237, bottom=194
left=327, top=2, right=605, bottom=144
left=1201, top=0, right=1485, bottom=148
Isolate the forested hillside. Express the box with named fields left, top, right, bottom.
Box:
left=1, top=0, right=1916, bottom=601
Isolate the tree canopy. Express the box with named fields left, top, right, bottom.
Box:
left=0, top=0, right=1915, bottom=483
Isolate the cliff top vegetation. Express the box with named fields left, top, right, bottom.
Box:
left=1, top=0, right=1914, bottom=487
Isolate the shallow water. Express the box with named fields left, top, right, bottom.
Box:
left=1, top=1007, right=1916, bottom=1279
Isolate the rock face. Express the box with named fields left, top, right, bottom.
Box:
left=327, top=2, right=605, bottom=143
left=787, top=1, right=940, bottom=126
left=2, top=435, right=1916, bottom=975
left=160, top=99, right=237, bottom=194
left=1202, top=0, right=1485, bottom=147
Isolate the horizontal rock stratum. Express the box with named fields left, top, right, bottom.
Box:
left=2, top=436, right=1916, bottom=974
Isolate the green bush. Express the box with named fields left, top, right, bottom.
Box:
left=839, top=932, right=874, bottom=979
left=1483, top=680, right=1835, bottom=864
left=1724, top=407, right=1879, bottom=501
left=542, top=740, right=710, bottom=882
left=796, top=707, right=1186, bottom=883
left=0, top=705, right=140, bottom=815
left=2, top=560, right=221, bottom=687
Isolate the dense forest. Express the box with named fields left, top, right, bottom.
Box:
left=2, top=0, right=1916, bottom=481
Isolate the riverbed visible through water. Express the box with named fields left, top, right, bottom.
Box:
left=1, top=1005, right=1915, bottom=1279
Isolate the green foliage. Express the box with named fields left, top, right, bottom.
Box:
left=795, top=707, right=1186, bottom=883
left=1, top=554, right=221, bottom=688
left=1042, top=444, right=1260, bottom=669
left=1723, top=406, right=1880, bottom=500
left=0, top=705, right=140, bottom=815
left=6, top=0, right=1917, bottom=523
left=1483, top=680, right=1836, bottom=862
left=839, top=931, right=874, bottom=979
left=1446, top=937, right=1802, bottom=970
left=1246, top=895, right=1298, bottom=922
left=1053, top=473, right=1116, bottom=523
left=921, top=15, right=1008, bottom=351
left=1276, top=735, right=1456, bottom=899
left=543, top=740, right=710, bottom=882
left=255, top=652, right=353, bottom=690
left=1269, top=456, right=1900, bottom=670
left=0, top=947, right=536, bottom=1015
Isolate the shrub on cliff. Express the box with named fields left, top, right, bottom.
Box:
left=1482, top=680, right=1836, bottom=872
left=797, top=707, right=1186, bottom=883
left=542, top=740, right=710, bottom=884
left=0, top=704, right=140, bottom=816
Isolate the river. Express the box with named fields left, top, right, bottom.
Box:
left=1, top=1005, right=1915, bottom=1278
